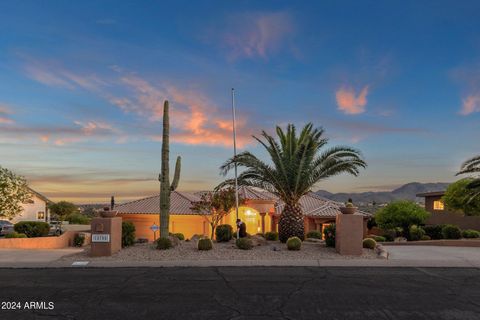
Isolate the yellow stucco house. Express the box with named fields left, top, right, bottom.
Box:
left=115, top=186, right=370, bottom=241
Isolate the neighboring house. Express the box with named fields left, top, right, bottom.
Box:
left=115, top=186, right=371, bottom=241
left=417, top=191, right=480, bottom=230
left=11, top=188, right=52, bottom=224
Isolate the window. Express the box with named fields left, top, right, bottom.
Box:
left=433, top=200, right=444, bottom=211
left=37, top=211, right=45, bottom=220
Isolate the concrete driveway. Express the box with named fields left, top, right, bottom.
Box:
left=386, top=245, right=480, bottom=267
left=0, top=248, right=83, bottom=267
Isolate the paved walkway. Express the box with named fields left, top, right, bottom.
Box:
left=0, top=248, right=83, bottom=267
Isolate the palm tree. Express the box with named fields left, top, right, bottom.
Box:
left=220, top=123, right=366, bottom=242
left=456, top=154, right=480, bottom=202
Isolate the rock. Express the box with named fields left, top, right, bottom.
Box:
left=394, top=237, right=407, bottom=243
left=374, top=244, right=389, bottom=259
left=168, top=235, right=180, bottom=247
left=250, top=235, right=268, bottom=246
left=190, top=234, right=202, bottom=242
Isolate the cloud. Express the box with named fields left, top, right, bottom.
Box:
left=0, top=104, right=15, bottom=124
left=335, top=86, right=369, bottom=115
left=222, top=11, right=295, bottom=60
left=460, top=94, right=480, bottom=115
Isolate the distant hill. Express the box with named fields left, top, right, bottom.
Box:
left=316, top=182, right=450, bottom=204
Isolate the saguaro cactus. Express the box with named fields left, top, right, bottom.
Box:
left=158, top=100, right=181, bottom=238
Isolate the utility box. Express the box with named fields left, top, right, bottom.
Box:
left=90, top=216, right=122, bottom=257
left=335, top=214, right=363, bottom=256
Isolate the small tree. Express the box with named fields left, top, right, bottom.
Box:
left=375, top=200, right=430, bottom=240
left=0, top=166, right=32, bottom=220
left=443, top=178, right=480, bottom=216
left=49, top=201, right=78, bottom=223
left=191, top=187, right=244, bottom=239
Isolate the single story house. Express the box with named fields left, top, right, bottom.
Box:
left=417, top=191, right=480, bottom=230
left=116, top=186, right=371, bottom=241
left=11, top=188, right=52, bottom=224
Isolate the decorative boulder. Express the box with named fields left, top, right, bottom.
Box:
left=168, top=235, right=180, bottom=247
left=250, top=235, right=268, bottom=246
left=394, top=237, right=407, bottom=243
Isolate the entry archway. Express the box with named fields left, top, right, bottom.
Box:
left=228, top=206, right=262, bottom=234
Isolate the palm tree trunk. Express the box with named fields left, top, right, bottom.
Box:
left=279, top=204, right=305, bottom=242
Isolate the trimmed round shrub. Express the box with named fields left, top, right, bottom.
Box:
left=66, top=213, right=90, bottom=225
left=373, top=236, right=386, bottom=242
left=421, top=235, right=431, bottom=241
left=215, top=224, right=233, bottom=242
left=5, top=232, right=27, bottom=238
left=173, top=233, right=185, bottom=241
left=265, top=231, right=279, bottom=241
left=423, top=225, right=445, bottom=240
left=442, top=224, right=462, bottom=239
left=236, top=238, right=253, bottom=250
left=156, top=237, right=173, bottom=250
left=122, top=221, right=136, bottom=247
left=14, top=221, right=50, bottom=238
left=323, top=224, right=336, bottom=247
left=362, top=238, right=377, bottom=249
left=197, top=238, right=213, bottom=251
left=409, top=225, right=425, bottom=241
left=286, top=237, right=302, bottom=251
left=462, top=229, right=480, bottom=239
left=306, top=231, right=322, bottom=239
left=73, top=234, right=85, bottom=247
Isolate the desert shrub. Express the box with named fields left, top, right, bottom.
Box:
left=462, top=229, right=480, bottom=239
left=14, top=221, right=50, bottom=238
left=382, top=229, right=396, bottom=242
left=286, top=237, right=302, bottom=250
left=121, top=221, right=136, bottom=247
left=197, top=238, right=213, bottom=250
left=441, top=224, right=462, bottom=239
left=423, top=225, right=445, bottom=240
left=265, top=231, right=279, bottom=241
left=362, top=238, right=377, bottom=249
left=373, top=236, right=386, bottom=242
left=5, top=232, right=27, bottom=238
left=375, top=200, right=430, bottom=240
left=421, top=235, right=431, bottom=240
left=172, top=233, right=185, bottom=241
left=236, top=238, right=253, bottom=250
left=66, top=213, right=90, bottom=225
left=73, top=234, right=85, bottom=247
left=306, top=231, right=322, bottom=239
left=215, top=224, right=233, bottom=242
left=156, top=237, right=172, bottom=250
left=323, top=224, right=336, bottom=247
left=409, top=225, right=425, bottom=241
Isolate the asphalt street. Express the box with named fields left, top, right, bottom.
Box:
left=1, top=267, right=479, bottom=320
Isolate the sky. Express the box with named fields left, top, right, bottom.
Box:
left=0, top=1, right=479, bottom=203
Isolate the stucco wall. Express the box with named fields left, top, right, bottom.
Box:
left=11, top=194, right=48, bottom=224
left=0, top=231, right=77, bottom=249
left=427, top=213, right=480, bottom=230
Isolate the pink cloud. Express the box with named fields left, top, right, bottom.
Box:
left=335, top=86, right=369, bottom=115
left=0, top=104, right=14, bottom=124
left=460, top=94, right=480, bottom=115
left=223, top=11, right=295, bottom=60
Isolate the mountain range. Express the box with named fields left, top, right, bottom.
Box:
left=316, top=182, right=450, bottom=204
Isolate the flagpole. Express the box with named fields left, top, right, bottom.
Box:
left=231, top=88, right=239, bottom=221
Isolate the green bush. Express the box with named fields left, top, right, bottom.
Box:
left=442, top=224, right=462, bottom=239
left=323, top=224, right=336, bottom=247
left=122, top=221, right=136, bottom=248
left=73, top=234, right=85, bottom=247
left=362, top=238, right=377, bottom=249
left=462, top=229, right=480, bottom=239
left=236, top=238, right=253, bottom=250
left=375, top=200, right=430, bottom=239
left=215, top=224, right=233, bottom=242
left=156, top=237, right=173, bottom=250
left=286, top=237, right=302, bottom=250
left=382, top=229, right=396, bottom=242
left=5, top=232, right=27, bottom=238
left=265, top=231, right=279, bottom=241
left=306, top=231, right=322, bottom=239
left=409, top=225, right=426, bottom=241
left=14, top=221, right=50, bottom=238
left=421, top=235, right=431, bottom=240
left=373, top=236, right=386, bottom=242
left=197, top=238, right=213, bottom=250
left=66, top=213, right=90, bottom=225
left=423, top=225, right=445, bottom=240
left=173, top=233, right=185, bottom=241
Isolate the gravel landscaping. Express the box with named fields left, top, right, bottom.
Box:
left=61, top=240, right=378, bottom=262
